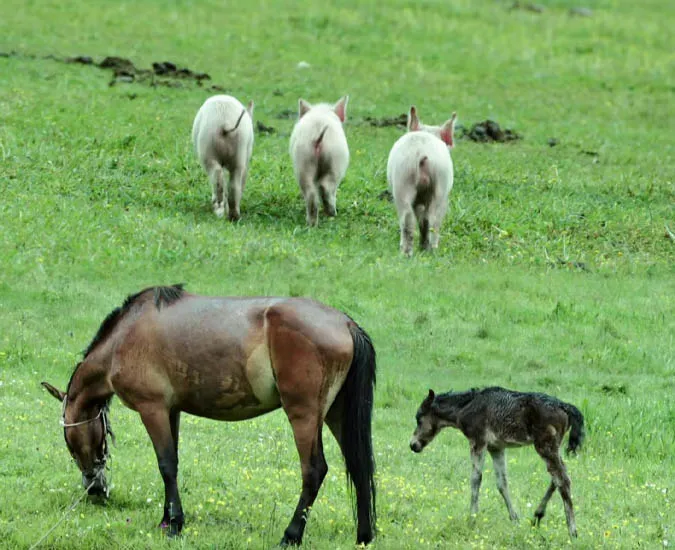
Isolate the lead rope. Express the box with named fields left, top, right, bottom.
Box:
left=28, top=479, right=97, bottom=550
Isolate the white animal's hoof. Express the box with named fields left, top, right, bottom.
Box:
left=214, top=206, right=225, bottom=218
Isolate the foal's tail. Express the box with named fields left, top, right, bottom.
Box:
left=341, top=321, right=377, bottom=544
left=562, top=402, right=585, bottom=455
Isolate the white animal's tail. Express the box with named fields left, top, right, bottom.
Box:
left=418, top=156, right=430, bottom=186
left=313, top=125, right=329, bottom=158
left=221, top=108, right=247, bottom=137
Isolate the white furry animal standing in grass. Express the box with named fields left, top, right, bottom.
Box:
left=289, top=96, right=349, bottom=226
left=387, top=106, right=456, bottom=256
left=192, top=95, right=254, bottom=221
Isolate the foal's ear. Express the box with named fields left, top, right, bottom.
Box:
left=246, top=100, right=255, bottom=119
left=41, top=381, right=66, bottom=401
left=421, top=388, right=435, bottom=410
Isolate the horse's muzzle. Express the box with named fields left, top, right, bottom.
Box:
left=83, top=472, right=109, bottom=498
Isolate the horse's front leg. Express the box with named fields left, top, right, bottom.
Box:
left=139, top=405, right=184, bottom=536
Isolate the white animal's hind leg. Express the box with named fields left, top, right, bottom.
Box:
left=415, top=204, right=430, bottom=251
left=318, top=174, right=337, bottom=217
left=208, top=164, right=225, bottom=218
left=227, top=167, right=245, bottom=222
left=299, top=174, right=319, bottom=226
left=489, top=448, right=519, bottom=521
left=428, top=195, right=448, bottom=250
left=398, top=207, right=415, bottom=257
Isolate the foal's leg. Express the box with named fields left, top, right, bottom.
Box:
left=469, top=444, right=486, bottom=516
left=489, top=448, right=519, bottom=521
left=532, top=481, right=556, bottom=526
left=139, top=405, right=183, bottom=536
left=535, top=442, right=577, bottom=538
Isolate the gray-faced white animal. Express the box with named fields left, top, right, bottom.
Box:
left=289, top=96, right=349, bottom=226
left=410, top=387, right=585, bottom=539
left=192, top=95, right=254, bottom=221
left=387, top=106, right=456, bottom=256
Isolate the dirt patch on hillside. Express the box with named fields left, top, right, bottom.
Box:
left=1, top=50, right=224, bottom=90
left=461, top=120, right=521, bottom=143
left=364, top=114, right=408, bottom=128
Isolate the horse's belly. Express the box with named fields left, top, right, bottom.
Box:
left=175, top=343, right=281, bottom=421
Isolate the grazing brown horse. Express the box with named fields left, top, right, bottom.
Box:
left=42, top=284, right=377, bottom=546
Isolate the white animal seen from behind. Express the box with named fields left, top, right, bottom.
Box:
left=387, top=106, right=457, bottom=256
left=289, top=96, right=350, bottom=226
left=192, top=95, right=254, bottom=221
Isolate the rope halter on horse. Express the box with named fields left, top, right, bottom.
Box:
left=59, top=396, right=115, bottom=496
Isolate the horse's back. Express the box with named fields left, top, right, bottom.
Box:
left=111, top=294, right=353, bottom=421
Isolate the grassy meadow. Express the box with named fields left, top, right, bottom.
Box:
left=0, top=0, right=673, bottom=548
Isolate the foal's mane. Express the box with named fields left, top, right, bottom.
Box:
left=81, top=284, right=186, bottom=359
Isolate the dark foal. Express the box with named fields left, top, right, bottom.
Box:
left=410, top=387, right=585, bottom=538
left=42, top=285, right=377, bottom=546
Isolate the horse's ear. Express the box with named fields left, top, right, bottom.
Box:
left=41, top=381, right=66, bottom=401
left=246, top=100, right=254, bottom=119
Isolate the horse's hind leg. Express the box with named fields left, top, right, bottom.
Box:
left=138, top=405, right=184, bottom=536
left=268, top=322, right=329, bottom=545
left=489, top=448, right=519, bottom=521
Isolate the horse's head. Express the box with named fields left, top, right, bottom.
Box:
left=410, top=389, right=441, bottom=453
left=41, top=381, right=112, bottom=498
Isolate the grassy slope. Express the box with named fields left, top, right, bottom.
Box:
left=0, top=0, right=673, bottom=548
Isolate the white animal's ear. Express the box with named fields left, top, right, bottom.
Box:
left=298, top=99, right=312, bottom=118
left=408, top=106, right=420, bottom=132
left=41, top=381, right=66, bottom=401
left=334, top=95, right=349, bottom=123
left=440, top=112, right=457, bottom=148
left=246, top=100, right=255, bottom=119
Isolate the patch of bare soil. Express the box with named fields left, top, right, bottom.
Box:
left=1, top=50, right=220, bottom=90
left=364, top=114, right=408, bottom=128
left=461, top=120, right=521, bottom=143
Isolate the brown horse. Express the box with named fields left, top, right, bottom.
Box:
left=41, top=284, right=377, bottom=546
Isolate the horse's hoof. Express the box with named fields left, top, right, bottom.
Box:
left=279, top=535, right=302, bottom=547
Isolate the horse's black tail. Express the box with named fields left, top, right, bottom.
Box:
left=562, top=402, right=585, bottom=455
left=340, top=321, right=377, bottom=545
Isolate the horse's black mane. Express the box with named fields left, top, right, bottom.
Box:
left=81, top=284, right=185, bottom=359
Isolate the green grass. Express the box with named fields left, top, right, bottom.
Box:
left=0, top=0, right=674, bottom=548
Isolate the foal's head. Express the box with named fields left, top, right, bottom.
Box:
left=41, top=381, right=112, bottom=498
left=410, top=389, right=442, bottom=453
